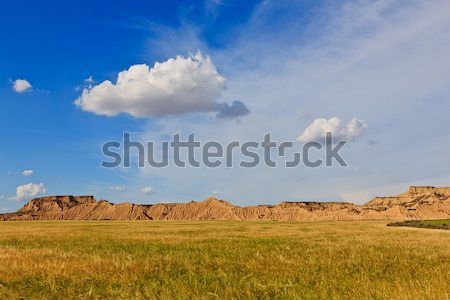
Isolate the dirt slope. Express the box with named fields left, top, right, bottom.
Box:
left=1, top=186, right=449, bottom=221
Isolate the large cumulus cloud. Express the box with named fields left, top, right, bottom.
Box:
left=75, top=52, right=249, bottom=119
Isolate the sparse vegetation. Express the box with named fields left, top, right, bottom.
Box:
left=388, top=219, right=450, bottom=230
left=0, top=221, right=449, bottom=299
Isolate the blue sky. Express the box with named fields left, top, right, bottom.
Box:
left=2, top=0, right=450, bottom=211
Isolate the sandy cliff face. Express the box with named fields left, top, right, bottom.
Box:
left=1, top=186, right=449, bottom=221
left=360, top=186, right=450, bottom=220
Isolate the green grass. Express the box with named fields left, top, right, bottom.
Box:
left=388, top=219, right=450, bottom=230
left=0, top=221, right=449, bottom=299
left=420, top=219, right=450, bottom=226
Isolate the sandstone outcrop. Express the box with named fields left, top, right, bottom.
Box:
left=1, top=186, right=449, bottom=221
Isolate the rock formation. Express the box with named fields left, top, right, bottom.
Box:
left=1, top=186, right=449, bottom=221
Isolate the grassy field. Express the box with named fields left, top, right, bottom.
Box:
left=388, top=219, right=450, bottom=230
left=0, top=221, right=449, bottom=299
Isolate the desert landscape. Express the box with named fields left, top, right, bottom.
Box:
left=0, top=186, right=449, bottom=299
left=3, top=1, right=450, bottom=299
left=1, top=186, right=449, bottom=221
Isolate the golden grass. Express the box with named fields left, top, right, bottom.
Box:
left=0, top=220, right=448, bottom=299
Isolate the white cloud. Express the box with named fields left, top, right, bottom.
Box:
left=297, top=117, right=367, bottom=143
left=12, top=79, right=32, bottom=93
left=109, top=185, right=125, bottom=192
left=84, top=75, right=94, bottom=84
left=22, top=170, right=33, bottom=177
left=15, top=183, right=46, bottom=201
left=106, top=0, right=450, bottom=205
left=75, top=52, right=231, bottom=118
left=212, top=190, right=223, bottom=195
left=140, top=186, right=154, bottom=195
left=1, top=208, right=10, bottom=212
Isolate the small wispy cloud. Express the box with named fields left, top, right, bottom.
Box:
left=141, top=186, right=154, bottom=195
left=298, top=117, right=367, bottom=143
left=22, top=170, right=33, bottom=177
left=12, top=79, right=32, bottom=93
left=84, top=75, right=95, bottom=84
left=109, top=186, right=126, bottom=192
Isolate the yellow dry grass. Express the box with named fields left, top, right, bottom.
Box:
left=0, top=220, right=448, bottom=299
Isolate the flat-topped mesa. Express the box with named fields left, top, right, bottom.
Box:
left=408, top=186, right=450, bottom=196
left=1, top=186, right=449, bottom=221
left=365, top=186, right=450, bottom=207
left=30, top=195, right=97, bottom=204
left=18, top=196, right=97, bottom=214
